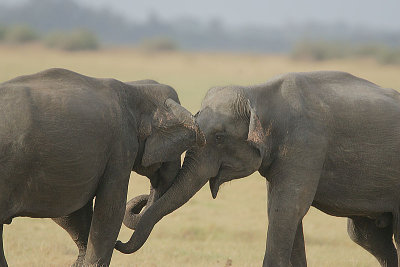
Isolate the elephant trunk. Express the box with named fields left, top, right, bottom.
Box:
left=123, top=160, right=181, bottom=230
left=123, top=194, right=149, bottom=230
left=115, top=150, right=216, bottom=254
left=122, top=185, right=162, bottom=230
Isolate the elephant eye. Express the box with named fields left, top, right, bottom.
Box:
left=215, top=133, right=225, bottom=144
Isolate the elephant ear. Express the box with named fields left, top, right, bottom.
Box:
left=141, top=99, right=205, bottom=167
left=246, top=100, right=267, bottom=155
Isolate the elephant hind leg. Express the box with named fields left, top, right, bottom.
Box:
left=347, top=216, right=397, bottom=267
left=0, top=225, right=7, bottom=267
left=52, top=200, right=93, bottom=267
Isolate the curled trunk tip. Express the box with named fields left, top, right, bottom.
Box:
left=116, top=240, right=137, bottom=254
left=116, top=151, right=213, bottom=254
left=123, top=194, right=149, bottom=230
left=115, top=218, right=155, bottom=254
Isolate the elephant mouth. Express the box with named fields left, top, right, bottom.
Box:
left=209, top=163, right=247, bottom=199
left=209, top=167, right=222, bottom=199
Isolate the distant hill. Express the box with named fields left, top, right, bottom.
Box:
left=0, top=0, right=399, bottom=52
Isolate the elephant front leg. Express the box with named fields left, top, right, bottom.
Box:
left=264, top=196, right=310, bottom=267
left=264, top=161, right=322, bottom=265
left=0, top=225, right=7, bottom=267
left=84, top=174, right=129, bottom=266
left=83, top=150, right=133, bottom=266
left=391, top=209, right=400, bottom=267
left=263, top=131, right=326, bottom=267
left=290, top=221, right=307, bottom=267
left=52, top=200, right=93, bottom=267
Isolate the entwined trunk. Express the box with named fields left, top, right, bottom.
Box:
left=123, top=160, right=180, bottom=230
left=116, top=150, right=217, bottom=254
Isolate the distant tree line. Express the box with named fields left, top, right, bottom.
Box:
left=0, top=24, right=38, bottom=44
left=292, top=40, right=400, bottom=65
left=0, top=24, right=99, bottom=51
left=1, top=0, right=400, bottom=53
left=1, top=0, right=400, bottom=64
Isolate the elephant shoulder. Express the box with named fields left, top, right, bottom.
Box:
left=277, top=72, right=308, bottom=113
left=270, top=72, right=335, bottom=124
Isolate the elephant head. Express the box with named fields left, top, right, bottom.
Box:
left=116, top=86, right=269, bottom=253
left=122, top=81, right=205, bottom=232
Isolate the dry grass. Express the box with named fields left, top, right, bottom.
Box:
left=1, top=44, right=400, bottom=266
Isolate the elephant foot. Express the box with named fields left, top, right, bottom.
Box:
left=123, top=194, right=149, bottom=230
left=71, top=256, right=85, bottom=267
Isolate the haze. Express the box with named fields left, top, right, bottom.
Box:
left=2, top=0, right=400, bottom=30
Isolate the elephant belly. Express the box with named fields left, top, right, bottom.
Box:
left=2, top=142, right=109, bottom=218
left=313, top=166, right=400, bottom=217
left=312, top=124, right=400, bottom=217
left=18, top=170, right=101, bottom=218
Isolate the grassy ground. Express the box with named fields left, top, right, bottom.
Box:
left=1, top=44, right=400, bottom=266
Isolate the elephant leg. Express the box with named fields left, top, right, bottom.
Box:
left=52, top=200, right=93, bottom=267
left=0, top=225, right=7, bottom=267
left=348, top=216, right=397, bottom=267
left=392, top=211, right=400, bottom=267
left=264, top=181, right=316, bottom=267
left=290, top=221, right=307, bottom=267
left=83, top=155, right=131, bottom=266
left=262, top=131, right=326, bottom=267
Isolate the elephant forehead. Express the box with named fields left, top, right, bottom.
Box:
left=197, top=107, right=247, bottom=136
left=201, top=87, right=238, bottom=113
left=197, top=108, right=225, bottom=130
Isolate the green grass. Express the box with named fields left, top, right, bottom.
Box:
left=1, top=45, right=400, bottom=266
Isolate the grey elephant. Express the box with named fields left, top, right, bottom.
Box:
left=0, top=68, right=204, bottom=267
left=116, top=71, right=400, bottom=267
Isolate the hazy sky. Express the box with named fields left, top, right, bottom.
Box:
left=2, top=0, right=400, bottom=30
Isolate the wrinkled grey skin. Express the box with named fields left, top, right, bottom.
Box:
left=116, top=71, right=400, bottom=267
left=0, top=68, right=203, bottom=267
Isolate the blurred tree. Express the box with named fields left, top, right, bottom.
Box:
left=45, top=29, right=99, bottom=51
left=5, top=24, right=38, bottom=43
left=138, top=36, right=179, bottom=52
left=0, top=25, right=6, bottom=41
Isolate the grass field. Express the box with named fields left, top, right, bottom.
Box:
left=1, top=44, right=400, bottom=266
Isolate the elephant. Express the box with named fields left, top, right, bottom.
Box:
left=116, top=71, right=400, bottom=267
left=0, top=68, right=204, bottom=267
